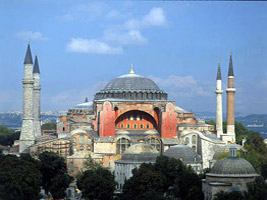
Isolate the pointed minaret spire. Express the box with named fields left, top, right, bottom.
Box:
left=33, top=53, right=40, bottom=74
left=85, top=97, right=88, bottom=103
left=216, top=58, right=222, bottom=80
left=228, top=51, right=234, bottom=76
left=215, top=57, right=223, bottom=139
left=24, top=41, right=33, bottom=64
left=224, top=51, right=236, bottom=144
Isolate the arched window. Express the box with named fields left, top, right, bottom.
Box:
left=140, top=124, right=143, bottom=129
left=127, top=124, right=130, bottom=129
left=192, top=145, right=196, bottom=151
left=133, top=124, right=137, bottom=129
left=87, top=138, right=92, bottom=145
left=192, top=135, right=197, bottom=144
left=80, top=136, right=84, bottom=144
left=185, top=137, right=189, bottom=145
left=120, top=124, right=124, bottom=128
left=147, top=137, right=161, bottom=152
left=116, top=138, right=131, bottom=154
left=69, top=162, right=74, bottom=172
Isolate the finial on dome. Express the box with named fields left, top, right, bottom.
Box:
left=28, top=40, right=30, bottom=44
left=129, top=64, right=135, bottom=74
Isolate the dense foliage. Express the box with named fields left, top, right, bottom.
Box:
left=121, top=155, right=204, bottom=200
left=38, top=151, right=73, bottom=199
left=0, top=125, right=20, bottom=146
left=0, top=153, right=41, bottom=200
left=77, top=166, right=116, bottom=200
left=41, top=122, right=56, bottom=130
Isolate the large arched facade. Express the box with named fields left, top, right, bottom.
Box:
left=115, top=110, right=158, bottom=131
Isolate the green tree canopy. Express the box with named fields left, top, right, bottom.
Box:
left=122, top=155, right=204, bottom=200
left=38, top=151, right=72, bottom=198
left=0, top=154, right=41, bottom=200
left=41, top=122, right=56, bottom=130
left=77, top=167, right=116, bottom=200
left=0, top=125, right=20, bottom=146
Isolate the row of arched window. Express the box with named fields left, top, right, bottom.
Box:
left=95, top=92, right=167, bottom=100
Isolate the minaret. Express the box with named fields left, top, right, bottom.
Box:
left=85, top=97, right=88, bottom=103
left=20, top=42, right=35, bottom=153
left=33, top=53, right=42, bottom=138
left=215, top=58, right=223, bottom=139
left=225, top=52, right=236, bottom=143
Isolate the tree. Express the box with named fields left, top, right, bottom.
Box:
left=245, top=176, right=267, bottom=200
left=41, top=122, right=56, bottom=130
left=122, top=155, right=204, bottom=200
left=77, top=167, right=116, bottom=200
left=214, top=190, right=244, bottom=200
left=0, top=154, right=41, bottom=200
left=122, top=163, right=166, bottom=200
left=82, top=154, right=103, bottom=170
left=0, top=125, right=20, bottom=146
left=38, top=151, right=72, bottom=199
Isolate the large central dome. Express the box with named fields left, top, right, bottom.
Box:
left=94, top=70, right=167, bottom=101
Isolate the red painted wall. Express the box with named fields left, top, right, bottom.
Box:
left=161, top=102, right=177, bottom=138
left=99, top=101, right=115, bottom=137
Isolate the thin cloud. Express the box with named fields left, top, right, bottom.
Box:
left=67, top=38, right=123, bottom=54
left=15, top=31, right=47, bottom=41
left=103, top=29, right=147, bottom=45
left=124, top=7, right=167, bottom=30
left=149, top=75, right=213, bottom=97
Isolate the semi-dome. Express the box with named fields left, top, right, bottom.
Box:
left=210, top=157, right=256, bottom=175
left=94, top=70, right=167, bottom=101
left=120, top=143, right=159, bottom=162
left=164, top=145, right=202, bottom=164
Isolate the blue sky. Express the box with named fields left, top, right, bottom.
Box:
left=0, top=1, right=266, bottom=114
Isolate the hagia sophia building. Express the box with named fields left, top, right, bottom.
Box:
left=20, top=42, right=238, bottom=177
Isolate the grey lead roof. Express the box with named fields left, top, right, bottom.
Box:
left=33, top=55, right=40, bottom=73
left=102, top=74, right=164, bottom=93
left=210, top=156, right=256, bottom=175
left=228, top=52, right=234, bottom=76
left=163, top=145, right=202, bottom=163
left=24, top=43, right=33, bottom=64
left=216, top=59, right=222, bottom=80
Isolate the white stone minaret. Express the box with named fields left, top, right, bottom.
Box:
left=215, top=58, right=223, bottom=139
left=19, top=42, right=35, bottom=153
left=33, top=53, right=41, bottom=138
left=222, top=52, right=236, bottom=143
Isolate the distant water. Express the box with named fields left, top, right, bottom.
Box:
left=247, top=126, right=267, bottom=134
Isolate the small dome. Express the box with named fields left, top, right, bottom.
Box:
left=164, top=145, right=202, bottom=163
left=70, top=129, right=87, bottom=136
left=73, top=101, right=93, bottom=109
left=94, top=73, right=167, bottom=101
left=124, top=143, right=158, bottom=154
left=121, top=143, right=159, bottom=162
left=210, top=157, right=256, bottom=175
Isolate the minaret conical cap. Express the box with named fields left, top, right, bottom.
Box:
left=217, top=58, right=222, bottom=80
left=228, top=51, right=234, bottom=76
left=24, top=43, right=33, bottom=64
left=33, top=54, right=40, bottom=73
